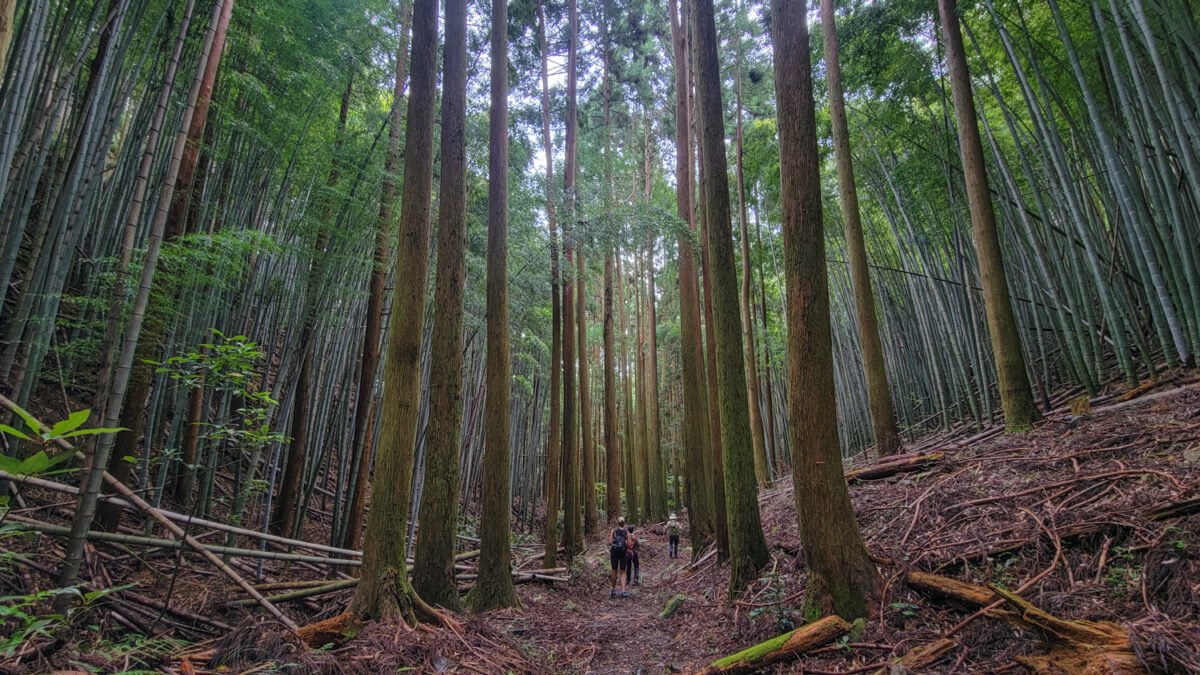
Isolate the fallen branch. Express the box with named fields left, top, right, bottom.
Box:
left=872, top=638, right=956, bottom=675
left=0, top=470, right=360, bottom=558
left=0, top=394, right=299, bottom=633
left=8, top=517, right=361, bottom=566
left=958, top=468, right=1185, bottom=508
left=906, top=571, right=1142, bottom=673
left=695, top=616, right=851, bottom=675
left=229, top=579, right=359, bottom=607
left=845, top=452, right=944, bottom=483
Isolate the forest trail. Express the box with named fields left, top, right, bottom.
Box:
left=501, top=526, right=710, bottom=673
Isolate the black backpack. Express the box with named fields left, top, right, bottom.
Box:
left=610, top=527, right=627, bottom=556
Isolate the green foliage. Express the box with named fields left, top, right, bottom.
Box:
left=0, top=403, right=125, bottom=476
left=0, top=584, right=133, bottom=658
left=154, top=331, right=287, bottom=513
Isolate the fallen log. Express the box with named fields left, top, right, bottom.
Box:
left=873, top=638, right=956, bottom=675
left=845, top=453, right=944, bottom=483
left=990, top=586, right=1141, bottom=674
left=906, top=572, right=1142, bottom=673
left=695, top=615, right=851, bottom=675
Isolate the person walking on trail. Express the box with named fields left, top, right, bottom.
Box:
left=625, top=525, right=641, bottom=586
left=609, top=517, right=630, bottom=598
left=667, top=513, right=681, bottom=558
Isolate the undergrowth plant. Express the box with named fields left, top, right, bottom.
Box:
left=0, top=404, right=130, bottom=661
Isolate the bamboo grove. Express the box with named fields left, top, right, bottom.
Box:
left=1, top=0, right=1198, bottom=624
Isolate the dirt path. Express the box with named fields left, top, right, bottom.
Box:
left=500, top=524, right=727, bottom=674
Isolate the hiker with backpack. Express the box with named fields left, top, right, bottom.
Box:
left=609, top=517, right=630, bottom=598
left=625, top=525, right=641, bottom=586
left=667, top=513, right=681, bottom=558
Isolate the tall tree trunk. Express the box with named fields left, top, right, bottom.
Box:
left=560, top=0, right=581, bottom=562
left=938, top=0, right=1040, bottom=430
left=669, top=0, right=714, bottom=547
left=60, top=0, right=222, bottom=596
left=465, top=0, right=516, bottom=610
left=350, top=0, right=438, bottom=623
left=733, top=46, right=770, bottom=483
left=91, top=0, right=197, bottom=530
left=166, top=0, right=235, bottom=240
left=342, top=0, right=413, bottom=552
left=692, top=26, right=729, bottom=555
left=601, top=8, right=621, bottom=524
left=754, top=200, right=779, bottom=474
left=271, top=72, right=352, bottom=537
left=579, top=240, right=597, bottom=535
left=819, top=0, right=902, bottom=457
left=691, top=0, right=769, bottom=595
left=536, top=0, right=563, bottom=567
left=635, top=253, right=651, bottom=520
left=603, top=251, right=620, bottom=521
left=412, top=0, right=467, bottom=611
left=617, top=252, right=639, bottom=524
left=772, top=0, right=881, bottom=620
left=643, top=114, right=664, bottom=522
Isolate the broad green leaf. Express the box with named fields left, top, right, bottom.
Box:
left=49, top=409, right=91, bottom=437
left=0, top=455, right=22, bottom=473
left=60, top=426, right=126, bottom=439
left=40, top=449, right=76, bottom=471
left=0, top=424, right=32, bottom=441
left=18, top=451, right=51, bottom=473
left=6, top=402, right=41, bottom=436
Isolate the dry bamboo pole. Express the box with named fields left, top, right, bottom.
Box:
left=0, top=394, right=298, bottom=631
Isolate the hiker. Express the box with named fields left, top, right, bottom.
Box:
left=609, top=517, right=629, bottom=598
left=625, top=525, right=641, bottom=586
left=667, top=513, right=681, bottom=558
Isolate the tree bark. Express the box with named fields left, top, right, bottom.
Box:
left=733, top=29, right=770, bottom=485
left=691, top=0, right=768, bottom=595
left=560, top=0, right=581, bottom=562
left=350, top=0, right=438, bottom=623
left=464, top=0, right=517, bottom=611
left=342, top=0, right=413, bottom=552
left=697, top=616, right=852, bottom=675
left=938, top=0, right=1041, bottom=431
left=603, top=251, right=620, bottom=521
left=819, top=0, right=902, bottom=458
left=579, top=241, right=597, bottom=535
left=772, top=0, right=880, bottom=621
left=166, top=0, right=235, bottom=239
left=669, top=0, right=714, bottom=546
left=412, top=0, right=467, bottom=612
left=0, top=0, right=15, bottom=77
left=537, top=0, right=563, bottom=566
